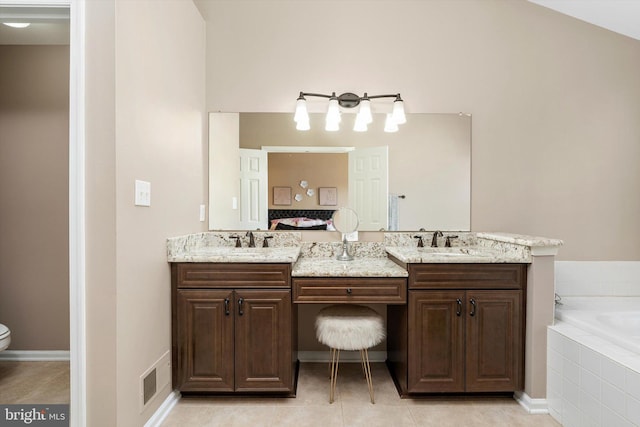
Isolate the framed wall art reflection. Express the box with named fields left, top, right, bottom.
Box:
left=273, top=186, right=292, bottom=205
left=318, top=187, right=337, bottom=206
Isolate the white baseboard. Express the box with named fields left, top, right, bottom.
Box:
left=514, top=391, right=549, bottom=414
left=297, top=351, right=386, bottom=363
left=0, top=350, right=70, bottom=361
left=144, top=390, right=180, bottom=427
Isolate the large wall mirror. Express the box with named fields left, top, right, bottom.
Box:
left=208, top=112, right=471, bottom=231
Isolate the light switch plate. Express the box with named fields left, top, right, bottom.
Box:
left=199, top=204, right=206, bottom=222
left=135, top=180, right=151, bottom=206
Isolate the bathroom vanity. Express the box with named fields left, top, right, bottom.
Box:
left=167, top=231, right=561, bottom=402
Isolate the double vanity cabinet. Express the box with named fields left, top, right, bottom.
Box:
left=167, top=232, right=557, bottom=400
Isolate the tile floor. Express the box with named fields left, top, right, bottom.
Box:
left=0, top=361, right=70, bottom=404
left=162, top=363, right=561, bottom=427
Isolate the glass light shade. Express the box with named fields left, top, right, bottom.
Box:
left=353, top=114, right=368, bottom=132
left=326, top=98, right=341, bottom=125
left=294, top=98, right=309, bottom=124
left=358, top=99, right=373, bottom=124
left=296, top=118, right=310, bottom=131
left=392, top=99, right=407, bottom=124
left=384, top=114, right=399, bottom=133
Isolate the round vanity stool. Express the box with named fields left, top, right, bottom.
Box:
left=315, top=304, right=385, bottom=403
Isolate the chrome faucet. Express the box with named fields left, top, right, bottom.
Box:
left=431, top=230, right=443, bottom=247
left=246, top=231, right=256, bottom=248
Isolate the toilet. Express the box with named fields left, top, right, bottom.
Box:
left=0, top=323, right=10, bottom=351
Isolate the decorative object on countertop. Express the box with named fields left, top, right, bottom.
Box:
left=294, top=91, right=406, bottom=132
left=332, top=207, right=359, bottom=261
left=273, top=186, right=292, bottom=205
left=315, top=304, right=385, bottom=403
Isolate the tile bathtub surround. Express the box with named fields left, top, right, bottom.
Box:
left=161, top=363, right=560, bottom=427
left=547, top=324, right=640, bottom=427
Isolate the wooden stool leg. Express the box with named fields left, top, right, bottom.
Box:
left=329, top=348, right=340, bottom=403
left=363, top=348, right=374, bottom=403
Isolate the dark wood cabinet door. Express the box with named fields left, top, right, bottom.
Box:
left=408, top=291, right=465, bottom=393
left=465, top=290, right=523, bottom=392
left=176, top=289, right=235, bottom=392
left=234, top=290, right=293, bottom=392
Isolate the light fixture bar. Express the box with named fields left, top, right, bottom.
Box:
left=294, top=91, right=406, bottom=132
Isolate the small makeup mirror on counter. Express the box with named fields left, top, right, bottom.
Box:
left=332, top=207, right=359, bottom=261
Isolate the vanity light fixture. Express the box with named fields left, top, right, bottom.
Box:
left=293, top=91, right=406, bottom=132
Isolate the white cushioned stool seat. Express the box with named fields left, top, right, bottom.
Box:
left=315, top=304, right=385, bottom=404
left=315, top=305, right=385, bottom=350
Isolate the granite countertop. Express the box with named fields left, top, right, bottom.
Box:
left=167, top=246, right=301, bottom=263
left=385, top=246, right=529, bottom=264
left=167, top=231, right=562, bottom=266
left=292, top=257, right=409, bottom=277
left=476, top=232, right=563, bottom=248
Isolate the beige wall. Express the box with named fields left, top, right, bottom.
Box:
left=268, top=153, right=348, bottom=210
left=203, top=0, right=640, bottom=261
left=85, top=1, right=117, bottom=425
left=0, top=45, right=69, bottom=350
left=85, top=0, right=206, bottom=426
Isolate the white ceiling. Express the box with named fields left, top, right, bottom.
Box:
left=0, top=6, right=69, bottom=44
left=1, top=2, right=638, bottom=45
left=527, top=0, right=640, bottom=41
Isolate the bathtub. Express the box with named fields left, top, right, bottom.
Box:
left=547, top=296, right=640, bottom=426
left=555, top=296, right=640, bottom=355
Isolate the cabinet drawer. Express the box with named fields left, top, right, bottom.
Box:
left=409, top=264, right=526, bottom=290
left=293, top=277, right=407, bottom=304
left=175, top=263, right=291, bottom=289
